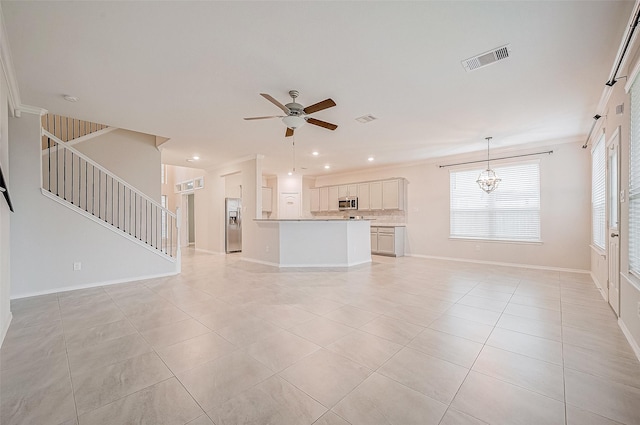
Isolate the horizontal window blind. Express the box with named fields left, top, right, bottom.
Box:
left=630, top=79, right=640, bottom=274
left=592, top=135, right=606, bottom=250
left=450, top=162, right=540, bottom=241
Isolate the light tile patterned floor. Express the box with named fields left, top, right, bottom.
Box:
left=2, top=249, right=640, bottom=425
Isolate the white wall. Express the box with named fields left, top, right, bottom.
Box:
left=9, top=113, right=176, bottom=298
left=315, top=141, right=590, bottom=271
left=74, top=128, right=161, bottom=201
left=225, top=172, right=242, bottom=198
left=0, top=65, right=11, bottom=345
left=168, top=157, right=262, bottom=255
left=592, top=37, right=640, bottom=356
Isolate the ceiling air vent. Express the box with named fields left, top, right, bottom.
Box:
left=462, top=44, right=511, bottom=72
left=356, top=114, right=377, bottom=123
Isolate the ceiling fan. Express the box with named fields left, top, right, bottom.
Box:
left=244, top=90, right=338, bottom=137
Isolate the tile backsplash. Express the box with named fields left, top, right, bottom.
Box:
left=311, top=209, right=406, bottom=224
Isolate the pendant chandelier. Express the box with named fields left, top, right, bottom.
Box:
left=476, top=136, right=501, bottom=193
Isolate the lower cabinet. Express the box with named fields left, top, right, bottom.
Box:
left=370, top=226, right=405, bottom=257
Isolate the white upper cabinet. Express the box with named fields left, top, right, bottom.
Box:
left=328, top=186, right=339, bottom=211
left=319, top=187, right=329, bottom=211
left=338, top=184, right=358, bottom=198
left=310, top=188, right=320, bottom=212
left=357, top=183, right=370, bottom=210
left=370, top=181, right=383, bottom=210
left=311, top=178, right=406, bottom=212
left=382, top=179, right=404, bottom=210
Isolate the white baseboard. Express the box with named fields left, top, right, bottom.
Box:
left=618, top=317, right=640, bottom=362
left=242, top=257, right=372, bottom=268
left=194, top=248, right=225, bottom=255
left=0, top=312, right=12, bottom=348
left=241, top=257, right=280, bottom=267
left=407, top=253, right=589, bottom=274
left=10, top=271, right=179, bottom=300
left=590, top=271, right=608, bottom=301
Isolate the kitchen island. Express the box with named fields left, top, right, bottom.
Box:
left=249, top=219, right=371, bottom=267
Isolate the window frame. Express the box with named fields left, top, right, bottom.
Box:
left=591, top=133, right=607, bottom=252
left=449, top=160, right=542, bottom=243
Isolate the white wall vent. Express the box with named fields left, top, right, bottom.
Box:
left=356, top=114, right=377, bottom=123
left=462, top=44, right=511, bottom=72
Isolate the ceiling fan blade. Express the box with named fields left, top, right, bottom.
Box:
left=285, top=128, right=294, bottom=137
left=243, top=116, right=283, bottom=120
left=260, top=93, right=290, bottom=114
left=306, top=117, right=338, bottom=131
left=303, top=98, right=336, bottom=114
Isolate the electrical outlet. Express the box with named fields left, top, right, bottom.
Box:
left=265, top=245, right=270, bottom=253
left=73, top=262, right=81, bottom=271
left=475, top=245, right=481, bottom=252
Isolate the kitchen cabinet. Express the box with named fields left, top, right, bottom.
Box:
left=319, top=187, right=329, bottom=211
left=357, top=183, right=370, bottom=210
left=370, top=181, right=383, bottom=210
left=382, top=179, right=404, bottom=210
left=370, top=228, right=378, bottom=252
left=310, top=178, right=406, bottom=213
left=328, top=186, right=339, bottom=211
left=310, top=188, right=320, bottom=212
left=262, top=187, right=273, bottom=213
left=338, top=184, right=358, bottom=198
left=370, top=226, right=405, bottom=256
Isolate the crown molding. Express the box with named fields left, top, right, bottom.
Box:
left=0, top=3, right=22, bottom=117
left=15, top=104, right=47, bottom=116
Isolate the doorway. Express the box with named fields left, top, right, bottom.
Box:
left=607, top=127, right=621, bottom=315
left=182, top=193, right=195, bottom=246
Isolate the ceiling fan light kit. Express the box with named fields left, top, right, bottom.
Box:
left=245, top=90, right=338, bottom=137
left=476, top=136, right=502, bottom=193
left=282, top=115, right=306, bottom=129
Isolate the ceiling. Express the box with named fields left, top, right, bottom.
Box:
left=2, top=1, right=634, bottom=176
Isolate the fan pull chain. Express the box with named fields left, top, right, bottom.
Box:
left=292, top=135, right=296, bottom=173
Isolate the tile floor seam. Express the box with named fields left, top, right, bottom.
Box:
left=98, top=284, right=213, bottom=423
left=436, top=279, right=519, bottom=425
left=57, top=290, right=80, bottom=425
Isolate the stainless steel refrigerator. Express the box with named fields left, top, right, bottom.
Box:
left=225, top=198, right=242, bottom=253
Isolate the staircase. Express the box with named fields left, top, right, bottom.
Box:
left=41, top=114, right=109, bottom=149
left=40, top=116, right=179, bottom=260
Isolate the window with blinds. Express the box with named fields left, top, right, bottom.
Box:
left=592, top=135, right=606, bottom=250
left=629, top=79, right=640, bottom=275
left=450, top=162, right=541, bottom=242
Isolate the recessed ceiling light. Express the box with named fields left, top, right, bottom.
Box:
left=324, top=165, right=331, bottom=169
left=63, top=95, right=79, bottom=102
left=186, top=159, right=195, bottom=163
left=287, top=171, right=293, bottom=176
left=192, top=156, right=200, bottom=160
left=312, top=151, right=319, bottom=156
left=368, top=157, right=374, bottom=162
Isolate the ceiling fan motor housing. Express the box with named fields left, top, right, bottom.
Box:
left=285, top=103, right=304, bottom=116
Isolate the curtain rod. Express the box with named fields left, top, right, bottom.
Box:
left=438, top=150, right=553, bottom=168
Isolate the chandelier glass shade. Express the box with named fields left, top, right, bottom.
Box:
left=476, top=137, right=501, bottom=193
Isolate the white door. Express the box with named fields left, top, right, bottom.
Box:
left=607, top=128, right=621, bottom=315
left=280, top=193, right=300, bottom=219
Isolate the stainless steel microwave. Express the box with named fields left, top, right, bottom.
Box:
left=338, top=197, right=358, bottom=210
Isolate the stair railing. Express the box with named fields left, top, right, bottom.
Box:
left=41, top=129, right=178, bottom=259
